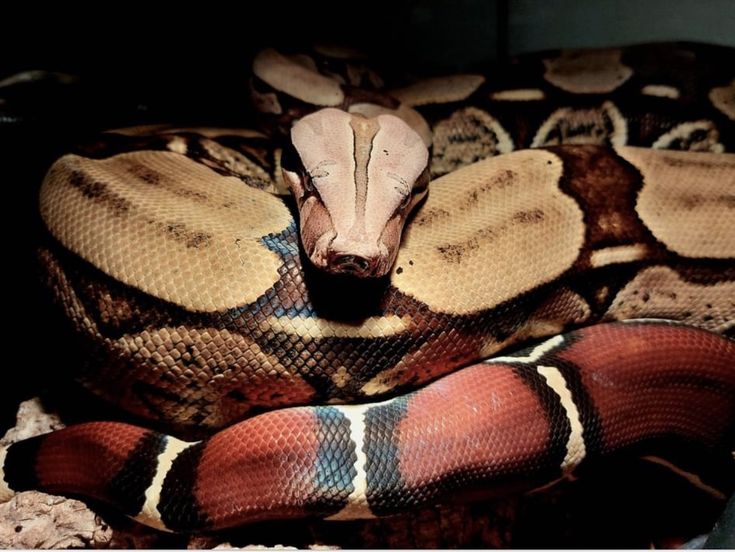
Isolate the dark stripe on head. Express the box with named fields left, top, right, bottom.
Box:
left=158, top=441, right=209, bottom=532
left=310, top=406, right=357, bottom=514
left=363, top=395, right=409, bottom=515
left=106, top=431, right=167, bottom=515
left=3, top=437, right=44, bottom=492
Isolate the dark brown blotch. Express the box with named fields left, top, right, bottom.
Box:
left=677, top=193, right=735, bottom=210
left=434, top=205, right=542, bottom=264
left=458, top=169, right=518, bottom=211
left=157, top=221, right=213, bottom=249
left=549, top=145, right=659, bottom=255
left=436, top=226, right=500, bottom=264
left=414, top=207, right=451, bottom=227
left=68, top=169, right=132, bottom=216
left=512, top=208, right=546, bottom=224
left=125, top=162, right=163, bottom=185
left=437, top=243, right=468, bottom=264
left=662, top=155, right=735, bottom=170
left=123, top=158, right=212, bottom=202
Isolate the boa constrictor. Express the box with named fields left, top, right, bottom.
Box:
left=1, top=42, right=734, bottom=534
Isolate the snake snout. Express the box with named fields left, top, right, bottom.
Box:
left=327, top=253, right=379, bottom=278
left=324, top=239, right=387, bottom=278
left=329, top=253, right=373, bottom=276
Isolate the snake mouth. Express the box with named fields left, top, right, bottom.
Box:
left=327, top=253, right=375, bottom=278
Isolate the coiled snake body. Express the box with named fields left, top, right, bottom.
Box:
left=1, top=42, right=734, bottom=533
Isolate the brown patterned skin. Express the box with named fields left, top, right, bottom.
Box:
left=250, top=43, right=733, bottom=284
left=252, top=43, right=735, bottom=177
left=36, top=142, right=735, bottom=431
left=1, top=323, right=733, bottom=532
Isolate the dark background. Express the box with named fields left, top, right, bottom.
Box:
left=5, top=1, right=735, bottom=71
left=3, top=0, right=735, bottom=123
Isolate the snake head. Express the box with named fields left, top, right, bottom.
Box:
left=282, top=108, right=429, bottom=278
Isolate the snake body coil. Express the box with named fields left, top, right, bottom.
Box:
left=1, top=42, right=734, bottom=533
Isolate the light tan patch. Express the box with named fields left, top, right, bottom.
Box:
left=392, top=150, right=585, bottom=315
left=590, top=244, right=649, bottom=268
left=543, top=48, right=633, bottom=93
left=709, top=79, right=735, bottom=121
left=389, top=74, right=485, bottom=106
left=431, top=107, right=514, bottom=177
left=608, top=266, right=735, bottom=334
left=652, top=120, right=724, bottom=153
left=490, top=88, right=545, bottom=101
left=252, top=48, right=344, bottom=106
left=348, top=102, right=433, bottom=147
left=531, top=101, right=627, bottom=147
left=361, top=371, right=400, bottom=396
left=641, top=84, right=680, bottom=99
left=40, top=151, right=292, bottom=311
left=332, top=366, right=352, bottom=389
left=618, top=147, right=735, bottom=258
left=261, top=314, right=411, bottom=339
left=165, top=135, right=188, bottom=155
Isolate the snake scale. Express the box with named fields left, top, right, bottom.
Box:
left=1, top=42, right=734, bottom=534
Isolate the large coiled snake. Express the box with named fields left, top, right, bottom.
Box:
left=1, top=42, right=734, bottom=535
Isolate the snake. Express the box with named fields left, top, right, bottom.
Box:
left=1, top=42, right=734, bottom=534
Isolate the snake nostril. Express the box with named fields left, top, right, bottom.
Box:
left=330, top=254, right=371, bottom=275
